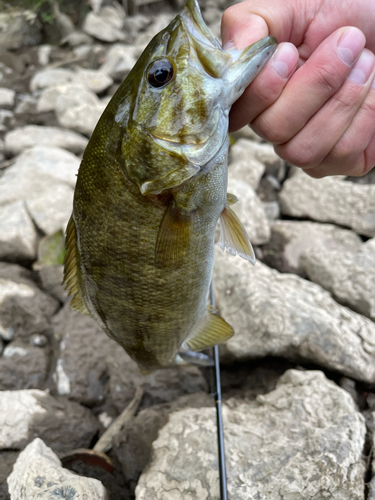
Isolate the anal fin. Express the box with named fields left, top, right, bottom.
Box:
left=155, top=202, right=195, bottom=269
left=218, top=203, right=256, bottom=265
left=63, top=216, right=91, bottom=316
left=184, top=310, right=234, bottom=352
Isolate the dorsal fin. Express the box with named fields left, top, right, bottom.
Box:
left=63, top=216, right=91, bottom=316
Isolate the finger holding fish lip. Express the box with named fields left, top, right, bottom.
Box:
left=273, top=47, right=375, bottom=174
left=228, top=42, right=299, bottom=132
left=249, top=27, right=367, bottom=143
left=300, top=74, right=375, bottom=178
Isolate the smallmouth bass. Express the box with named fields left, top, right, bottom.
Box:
left=63, top=0, right=277, bottom=372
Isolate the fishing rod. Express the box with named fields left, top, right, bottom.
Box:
left=210, top=280, right=228, bottom=500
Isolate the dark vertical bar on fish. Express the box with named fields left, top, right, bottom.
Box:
left=210, top=280, right=228, bottom=500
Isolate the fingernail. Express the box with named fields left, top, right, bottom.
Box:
left=271, top=43, right=297, bottom=79
left=337, top=27, right=365, bottom=66
left=348, top=48, right=375, bottom=85
left=223, top=40, right=235, bottom=50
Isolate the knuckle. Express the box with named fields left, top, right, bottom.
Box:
left=275, top=141, right=319, bottom=170
left=312, top=60, right=344, bottom=94
left=253, top=114, right=289, bottom=144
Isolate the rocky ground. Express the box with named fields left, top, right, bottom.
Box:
left=1, top=1, right=375, bottom=499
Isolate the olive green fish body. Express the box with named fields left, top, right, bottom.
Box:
left=64, top=0, right=277, bottom=372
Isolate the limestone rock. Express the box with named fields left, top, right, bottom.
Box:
left=57, top=99, right=106, bottom=136
left=279, top=170, right=375, bottom=237
left=4, top=125, right=88, bottom=156
left=37, top=265, right=67, bottom=304
left=51, top=305, right=111, bottom=406
left=83, top=5, right=126, bottom=42
left=0, top=146, right=78, bottom=233
left=0, top=339, right=49, bottom=390
left=0, top=262, right=59, bottom=341
left=262, top=220, right=362, bottom=276
left=7, top=438, right=107, bottom=500
left=226, top=178, right=271, bottom=245
left=76, top=68, right=113, bottom=94
left=0, top=146, right=79, bottom=198
left=100, top=44, right=138, bottom=81
left=0, top=87, right=15, bottom=109
left=0, top=201, right=37, bottom=262
left=114, top=392, right=212, bottom=495
left=301, top=245, right=375, bottom=320
left=0, top=10, right=41, bottom=51
left=30, top=68, right=78, bottom=92
left=25, top=178, right=73, bottom=235
left=136, top=370, right=366, bottom=500
left=0, top=389, right=99, bottom=453
left=213, top=248, right=375, bottom=383
left=0, top=109, right=14, bottom=133
left=228, top=138, right=265, bottom=190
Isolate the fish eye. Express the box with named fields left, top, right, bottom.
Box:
left=147, top=59, right=174, bottom=88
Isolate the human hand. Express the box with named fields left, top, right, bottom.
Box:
left=221, top=0, right=375, bottom=177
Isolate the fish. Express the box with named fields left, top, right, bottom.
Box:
left=63, top=0, right=277, bottom=373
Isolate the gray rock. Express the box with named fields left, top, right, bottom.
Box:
left=0, top=389, right=100, bottom=453
left=213, top=248, right=375, bottom=383
left=0, top=339, right=49, bottom=390
left=114, top=392, right=212, bottom=494
left=0, top=146, right=79, bottom=196
left=136, top=14, right=174, bottom=49
left=100, top=44, right=137, bottom=81
left=0, top=146, right=78, bottom=233
left=364, top=237, right=375, bottom=252
left=262, top=200, right=280, bottom=221
left=136, top=370, right=366, bottom=500
left=37, top=45, right=52, bottom=66
left=57, top=98, right=106, bottom=136
left=4, top=125, right=88, bottom=156
left=61, top=30, right=94, bottom=47
left=227, top=178, right=271, bottom=245
left=301, top=246, right=375, bottom=321
left=7, top=438, right=107, bottom=500
left=76, top=68, right=113, bottom=94
left=25, top=178, right=74, bottom=235
left=37, top=265, right=67, bottom=304
left=280, top=170, right=375, bottom=237
left=0, top=262, right=59, bottom=340
left=83, top=5, right=126, bottom=42
left=0, top=201, right=37, bottom=262
left=228, top=139, right=265, bottom=190
left=14, top=93, right=37, bottom=115
left=0, top=109, right=14, bottom=133
left=0, top=87, right=15, bottom=109
left=52, top=305, right=110, bottom=405
left=0, top=10, right=41, bottom=51
left=30, top=68, right=78, bottom=92
left=262, top=220, right=362, bottom=276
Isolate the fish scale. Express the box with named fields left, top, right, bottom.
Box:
left=63, top=0, right=277, bottom=372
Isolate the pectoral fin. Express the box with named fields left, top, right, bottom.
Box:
left=184, top=310, right=234, bottom=352
left=63, top=216, right=91, bottom=316
left=155, top=202, right=195, bottom=269
left=218, top=205, right=256, bottom=265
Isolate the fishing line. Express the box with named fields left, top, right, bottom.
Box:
left=210, top=280, right=228, bottom=500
